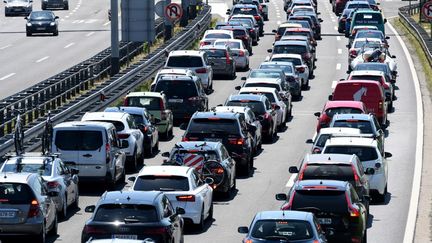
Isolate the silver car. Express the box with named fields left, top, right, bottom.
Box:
left=4, top=0, right=32, bottom=16
left=0, top=153, right=80, bottom=219
left=0, top=172, right=58, bottom=243
left=199, top=45, right=236, bottom=79
left=214, top=39, right=250, bottom=70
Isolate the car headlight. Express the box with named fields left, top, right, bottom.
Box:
left=26, top=23, right=32, bottom=26
left=50, top=22, right=56, bottom=26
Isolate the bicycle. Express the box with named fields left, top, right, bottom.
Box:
left=41, top=111, right=53, bottom=155
left=12, top=109, right=25, bottom=156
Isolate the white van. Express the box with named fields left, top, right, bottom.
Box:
left=52, top=121, right=127, bottom=188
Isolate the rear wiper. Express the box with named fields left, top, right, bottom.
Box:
left=295, top=206, right=322, bottom=213
left=210, top=129, right=227, bottom=134
left=124, top=216, right=141, bottom=223
left=158, top=187, right=177, bottom=191
left=262, top=235, right=290, bottom=242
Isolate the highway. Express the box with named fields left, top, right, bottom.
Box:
left=0, top=0, right=421, bottom=242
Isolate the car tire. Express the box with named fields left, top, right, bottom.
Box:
left=105, top=172, right=115, bottom=191
left=72, top=188, right=79, bottom=209
left=387, top=101, right=393, bottom=112
left=196, top=206, right=205, bottom=231
left=363, top=229, right=367, bottom=243
left=60, top=194, right=67, bottom=219
left=49, top=214, right=58, bottom=236
left=119, top=167, right=126, bottom=183
left=145, top=143, right=153, bottom=158
left=375, top=185, right=387, bottom=203
left=64, top=3, right=69, bottom=10
left=36, top=222, right=46, bottom=243
left=229, top=68, right=235, bottom=80
left=154, top=140, right=159, bottom=152
left=26, top=31, right=31, bottom=36
left=41, top=4, right=46, bottom=10
left=53, top=30, right=58, bottom=36
left=208, top=201, right=213, bottom=220
left=129, top=148, right=138, bottom=172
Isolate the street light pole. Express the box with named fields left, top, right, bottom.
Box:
left=111, top=0, right=120, bottom=76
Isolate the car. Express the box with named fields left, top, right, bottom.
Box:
left=104, top=106, right=159, bottom=157
left=281, top=28, right=317, bottom=51
left=153, top=75, right=209, bottom=122
left=82, top=191, right=185, bottom=243
left=214, top=39, right=250, bottom=70
left=150, top=68, right=200, bottom=91
left=352, top=62, right=397, bottom=83
left=199, top=29, right=234, bottom=47
left=0, top=173, right=58, bottom=243
left=269, top=53, right=310, bottom=89
left=161, top=141, right=236, bottom=197
left=365, top=0, right=380, bottom=11
left=276, top=180, right=368, bottom=243
left=286, top=0, right=316, bottom=15
left=259, top=61, right=302, bottom=98
left=290, top=12, right=322, bottom=40
left=41, top=0, right=69, bottom=10
left=52, top=121, right=127, bottom=188
left=220, top=25, right=253, bottom=54
left=340, top=0, right=371, bottom=16
left=272, top=22, right=303, bottom=42
left=238, top=87, right=288, bottom=130
left=181, top=111, right=255, bottom=176
left=328, top=113, right=386, bottom=154
left=238, top=210, right=328, bottom=243
left=0, top=153, right=79, bottom=219
left=306, top=127, right=362, bottom=153
left=256, top=0, right=269, bottom=20
left=350, top=9, right=386, bottom=36
left=123, top=92, right=174, bottom=139
left=353, top=30, right=390, bottom=48
left=313, top=100, right=367, bottom=132
left=268, top=41, right=315, bottom=77
left=4, top=0, right=32, bottom=16
left=227, top=4, right=264, bottom=35
left=225, top=94, right=278, bottom=143
left=290, top=5, right=316, bottom=16
left=129, top=166, right=213, bottom=230
left=228, top=15, right=260, bottom=43
left=25, top=10, right=59, bottom=36
left=350, top=45, right=397, bottom=75
left=288, top=153, right=373, bottom=212
left=347, top=37, right=383, bottom=68
left=214, top=106, right=263, bottom=154
left=322, top=136, right=392, bottom=202
left=199, top=45, right=236, bottom=79
left=81, top=112, right=145, bottom=171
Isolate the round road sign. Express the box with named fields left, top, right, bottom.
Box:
left=165, top=3, right=183, bottom=22
left=422, top=1, right=432, bottom=20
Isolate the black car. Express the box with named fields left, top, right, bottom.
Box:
left=25, top=10, right=59, bottom=36
left=154, top=75, right=208, bottom=122
left=227, top=19, right=259, bottom=45
left=276, top=180, right=368, bottom=243
left=220, top=25, right=253, bottom=54
left=291, top=11, right=323, bottom=40
left=41, top=0, right=69, bottom=10
left=181, top=111, right=255, bottom=176
left=227, top=4, right=264, bottom=36
left=82, top=191, right=185, bottom=243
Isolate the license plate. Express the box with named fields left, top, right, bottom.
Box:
left=204, top=138, right=222, bottom=142
left=112, top=235, right=138, bottom=240
left=0, top=211, right=16, bottom=218
left=36, top=27, right=46, bottom=30
left=318, top=218, right=332, bottom=225
left=169, top=99, right=183, bottom=103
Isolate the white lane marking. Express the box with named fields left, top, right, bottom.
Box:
left=277, top=21, right=281, bottom=25
left=286, top=173, right=297, bottom=187
left=65, top=15, right=70, bottom=18
left=103, top=21, right=110, bottom=26
left=72, top=9, right=76, bottom=13
left=338, top=48, right=342, bottom=54
left=36, top=56, right=49, bottom=63
left=337, top=36, right=341, bottom=41
left=331, top=19, right=336, bottom=22
left=0, top=44, right=12, bottom=50
left=334, top=26, right=338, bottom=30
left=86, top=31, right=95, bottom=37
left=389, top=21, right=424, bottom=243
left=64, top=42, right=75, bottom=49
left=331, top=80, right=338, bottom=89
left=0, top=73, right=15, bottom=81
left=336, top=63, right=341, bottom=70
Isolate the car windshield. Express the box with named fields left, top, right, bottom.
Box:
left=325, top=107, right=363, bottom=118
left=2, top=162, right=52, bottom=176
left=233, top=7, right=258, bottom=15
left=55, top=130, right=103, bottom=151
left=292, top=190, right=348, bottom=214
left=8, top=0, right=29, bottom=2
left=94, top=204, right=158, bottom=222
left=273, top=45, right=307, bottom=55
left=226, top=100, right=266, bottom=115
left=324, top=145, right=378, bottom=161
left=260, top=64, right=294, bottom=74
left=356, top=32, right=382, bottom=39
left=271, top=57, right=301, bottom=66
left=0, top=183, right=34, bottom=205
left=332, top=120, right=373, bottom=133
left=29, top=12, right=52, bottom=20
left=302, top=164, right=355, bottom=182
left=167, top=56, right=203, bottom=67
left=249, top=70, right=281, bottom=79
left=133, top=175, right=190, bottom=191
left=241, top=91, right=275, bottom=102
left=205, top=33, right=232, bottom=39
left=347, top=3, right=370, bottom=9
left=202, top=49, right=226, bottom=58
left=250, top=220, right=314, bottom=241
left=188, top=118, right=240, bottom=134
left=245, top=83, right=280, bottom=91
left=215, top=41, right=241, bottom=49
left=126, top=97, right=161, bottom=110
left=229, top=19, right=253, bottom=27
left=154, top=80, right=198, bottom=99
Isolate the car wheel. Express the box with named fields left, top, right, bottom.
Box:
left=36, top=222, right=46, bottom=243
left=26, top=31, right=31, bottom=36
left=53, top=29, right=58, bottom=36
left=363, top=229, right=367, bottom=243
left=49, top=214, right=58, bottom=236
left=387, top=101, right=393, bottom=112
left=64, top=3, right=69, bottom=10
left=105, top=172, right=115, bottom=191
left=374, top=185, right=387, bottom=203
left=145, top=143, right=153, bottom=158
left=208, top=201, right=213, bottom=220
left=130, top=149, right=138, bottom=172
left=72, top=187, right=79, bottom=209
left=154, top=140, right=159, bottom=152
left=41, top=4, right=46, bottom=10
left=60, top=194, right=67, bottom=219
left=196, top=206, right=205, bottom=231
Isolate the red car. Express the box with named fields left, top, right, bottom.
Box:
left=314, top=100, right=367, bottom=132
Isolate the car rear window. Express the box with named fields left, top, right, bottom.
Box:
left=354, top=63, right=389, bottom=74
left=302, top=164, right=355, bottom=182
left=226, top=100, right=266, bottom=115
left=249, top=70, right=281, bottom=79
left=353, top=41, right=381, bottom=49
left=284, top=31, right=310, bottom=39
left=241, top=91, right=275, bottom=102
left=170, top=150, right=219, bottom=163
left=292, top=190, right=348, bottom=214
left=350, top=75, right=382, bottom=82
left=348, top=3, right=370, bottom=9
left=202, top=49, right=226, bottom=58
left=0, top=183, right=34, bottom=204
left=188, top=118, right=240, bottom=134
left=273, top=45, right=307, bottom=55
left=277, top=27, right=289, bottom=36
left=215, top=41, right=241, bottom=49
left=260, top=64, right=294, bottom=73
left=126, top=97, right=161, bottom=110
left=324, top=145, right=378, bottom=161
left=251, top=219, right=314, bottom=241
left=356, top=32, right=382, bottom=39
left=245, top=83, right=280, bottom=91
left=332, top=120, right=373, bottom=133
left=232, top=29, right=247, bottom=36
left=2, top=162, right=52, bottom=176
left=315, top=134, right=331, bottom=147
left=233, top=7, right=258, bottom=15
left=325, top=107, right=363, bottom=118
left=205, top=33, right=232, bottom=39
left=353, top=13, right=383, bottom=25
left=167, top=56, right=203, bottom=67
left=271, top=57, right=301, bottom=66
left=154, top=80, right=198, bottom=99
left=94, top=204, right=158, bottom=222
left=55, top=130, right=103, bottom=151
left=133, top=175, right=190, bottom=191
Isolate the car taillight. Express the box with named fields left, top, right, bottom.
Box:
left=264, top=113, right=271, bottom=120
left=281, top=191, right=296, bottom=210
left=200, top=41, right=211, bottom=47
left=351, top=164, right=360, bottom=184
left=312, top=148, right=321, bottom=154
left=351, top=236, right=362, bottom=243
left=298, top=164, right=308, bottom=180
left=106, top=143, right=111, bottom=163
left=249, top=29, right=254, bottom=33
left=350, top=49, right=357, bottom=57
left=83, top=225, right=107, bottom=234
left=195, top=68, right=207, bottom=74
left=342, top=18, right=346, bottom=22
left=346, top=193, right=360, bottom=217
left=228, top=138, right=244, bottom=145
left=254, top=15, right=261, bottom=21
left=142, top=227, right=169, bottom=234
left=161, top=111, right=167, bottom=120
left=302, top=53, right=311, bottom=60
left=212, top=167, right=224, bottom=174
left=28, top=199, right=40, bottom=218
left=123, top=98, right=129, bottom=106
left=118, top=133, right=130, bottom=139
left=275, top=34, right=280, bottom=40
left=141, top=126, right=148, bottom=133
left=379, top=101, right=383, bottom=110
left=296, top=66, right=305, bottom=73
left=238, top=50, right=245, bottom=57
left=182, top=136, right=199, bottom=142
left=176, top=195, right=195, bottom=202
left=225, top=52, right=231, bottom=64
left=47, top=181, right=60, bottom=189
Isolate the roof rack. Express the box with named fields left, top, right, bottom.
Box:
left=3, top=152, right=61, bottom=160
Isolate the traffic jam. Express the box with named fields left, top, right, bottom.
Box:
left=0, top=0, right=398, bottom=242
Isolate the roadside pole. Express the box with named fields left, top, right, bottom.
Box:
left=164, top=0, right=173, bottom=40
left=110, top=0, right=120, bottom=76
left=180, top=0, right=190, bottom=26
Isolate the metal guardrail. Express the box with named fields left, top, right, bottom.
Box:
left=398, top=4, right=432, bottom=67
left=0, top=6, right=212, bottom=158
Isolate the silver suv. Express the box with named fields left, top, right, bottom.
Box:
left=0, top=172, right=58, bottom=243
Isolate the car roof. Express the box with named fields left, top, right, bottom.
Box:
left=126, top=92, right=164, bottom=98
left=0, top=172, right=35, bottom=184
left=169, top=50, right=203, bottom=56
left=245, top=78, right=281, bottom=84
left=278, top=23, right=303, bottom=28
left=100, top=191, right=163, bottom=205
left=82, top=112, right=127, bottom=121
left=239, top=87, right=278, bottom=93
left=262, top=61, right=295, bottom=67
left=254, top=210, right=313, bottom=221
left=214, top=39, right=243, bottom=44
left=274, top=40, right=307, bottom=46
left=105, top=106, right=146, bottom=115
left=318, top=127, right=362, bottom=135
left=353, top=37, right=382, bottom=43
left=157, top=68, right=194, bottom=75
left=173, top=141, right=221, bottom=150
left=281, top=35, right=309, bottom=40
left=228, top=94, right=267, bottom=102
left=303, top=153, right=357, bottom=165
left=324, top=100, right=365, bottom=109
left=53, top=121, right=114, bottom=129
left=200, top=45, right=229, bottom=50
left=214, top=106, right=252, bottom=114
left=204, top=29, right=234, bottom=35
left=332, top=113, right=373, bottom=121
left=192, top=111, right=240, bottom=119
left=270, top=53, right=302, bottom=59
left=350, top=70, right=385, bottom=76
left=294, top=179, right=349, bottom=191
left=137, top=165, right=193, bottom=177
left=352, top=25, right=378, bottom=30
left=325, top=136, right=377, bottom=146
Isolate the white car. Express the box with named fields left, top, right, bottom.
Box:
left=348, top=38, right=383, bottom=68
left=130, top=165, right=213, bottom=230
left=214, top=39, right=250, bottom=70
left=81, top=112, right=144, bottom=171
left=4, top=0, right=32, bottom=16
left=306, top=127, right=362, bottom=154
left=322, top=136, right=392, bottom=203
left=350, top=47, right=397, bottom=74
left=150, top=68, right=199, bottom=91
left=199, top=29, right=234, bottom=47
left=269, top=53, right=309, bottom=88
left=165, top=50, right=214, bottom=92
left=238, top=87, right=287, bottom=129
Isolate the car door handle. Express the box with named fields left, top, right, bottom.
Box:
left=82, top=154, right=92, bottom=158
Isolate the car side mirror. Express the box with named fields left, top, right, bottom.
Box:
left=365, top=167, right=375, bottom=175
left=305, top=139, right=313, bottom=144
left=161, top=152, right=170, bottom=157
left=319, top=18, right=323, bottom=22
left=85, top=205, right=96, bottom=213
left=390, top=79, right=396, bottom=84
left=346, top=70, right=351, bottom=74
left=176, top=207, right=186, bottom=215
left=314, top=112, right=321, bottom=117
left=363, top=195, right=371, bottom=201
left=128, top=176, right=136, bottom=182
left=267, top=49, right=273, bottom=53
left=288, top=166, right=299, bottom=173
left=346, top=44, right=350, bottom=48
left=70, top=168, right=79, bottom=175
left=238, top=226, right=249, bottom=233
left=179, top=123, right=188, bottom=130
left=204, top=177, right=214, bottom=184
left=384, top=152, right=392, bottom=158
left=328, top=95, right=333, bottom=100
left=24, top=16, right=28, bottom=20
left=275, top=193, right=287, bottom=201
left=137, top=124, right=145, bottom=130
left=391, top=55, right=396, bottom=58
left=235, top=85, right=242, bottom=90
left=273, top=104, right=280, bottom=110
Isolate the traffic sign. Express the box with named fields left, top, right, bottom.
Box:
left=165, top=3, right=183, bottom=22
left=423, top=1, right=432, bottom=20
